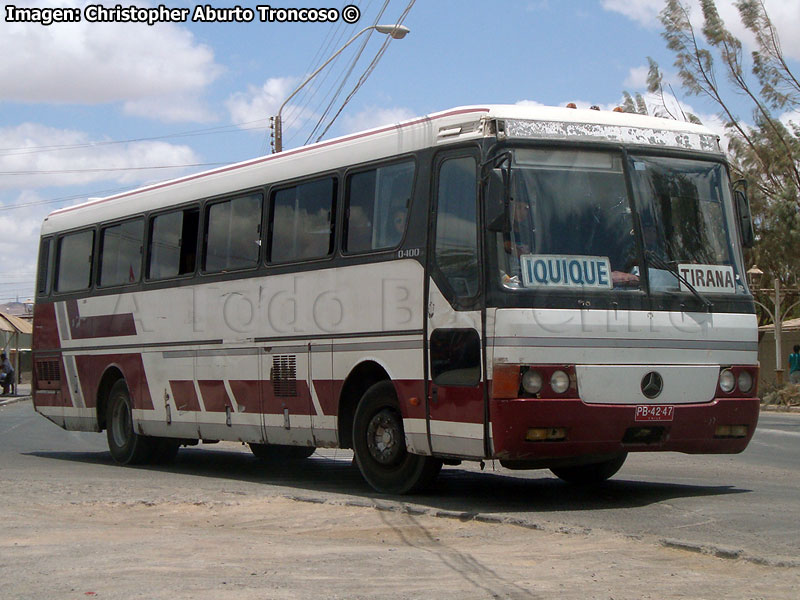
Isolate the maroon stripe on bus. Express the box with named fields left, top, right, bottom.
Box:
left=262, top=379, right=314, bottom=416
left=32, top=302, right=61, bottom=350
left=74, top=353, right=155, bottom=410
left=197, top=380, right=231, bottom=412
left=169, top=380, right=201, bottom=412
left=228, top=380, right=261, bottom=414
left=312, top=379, right=335, bottom=415
left=33, top=391, right=70, bottom=407
left=66, top=300, right=137, bottom=340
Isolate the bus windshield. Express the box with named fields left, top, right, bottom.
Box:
left=492, top=148, right=745, bottom=296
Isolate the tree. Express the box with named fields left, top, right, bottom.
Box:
left=637, top=0, right=800, bottom=312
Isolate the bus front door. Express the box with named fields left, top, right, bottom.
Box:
left=426, top=150, right=486, bottom=459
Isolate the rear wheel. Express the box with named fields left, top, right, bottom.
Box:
left=248, top=443, right=315, bottom=460
left=106, top=380, right=156, bottom=465
left=550, top=453, right=627, bottom=484
left=352, top=381, right=442, bottom=494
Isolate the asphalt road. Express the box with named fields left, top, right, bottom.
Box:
left=1, top=400, right=799, bottom=565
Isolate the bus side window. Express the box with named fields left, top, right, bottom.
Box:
left=98, top=218, right=144, bottom=287
left=203, top=193, right=262, bottom=273
left=55, top=229, right=94, bottom=293
left=345, top=160, right=414, bottom=253
left=270, top=177, right=336, bottom=263
left=434, top=156, right=479, bottom=298
left=36, top=238, right=52, bottom=296
left=147, top=208, right=199, bottom=280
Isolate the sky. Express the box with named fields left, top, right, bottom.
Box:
left=2, top=0, right=799, bottom=305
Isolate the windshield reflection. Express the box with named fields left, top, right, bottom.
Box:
left=496, top=149, right=640, bottom=291
left=630, top=155, right=745, bottom=294
left=492, top=148, right=745, bottom=296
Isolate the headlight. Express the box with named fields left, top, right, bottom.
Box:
left=719, top=369, right=735, bottom=393
left=550, top=370, right=570, bottom=394
left=521, top=369, right=543, bottom=394
left=738, top=370, right=753, bottom=394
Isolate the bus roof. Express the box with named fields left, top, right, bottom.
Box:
left=41, top=104, right=721, bottom=235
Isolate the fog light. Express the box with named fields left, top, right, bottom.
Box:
left=719, top=369, right=735, bottom=393
left=522, top=369, right=543, bottom=394
left=738, top=370, right=753, bottom=394
left=715, top=425, right=748, bottom=438
left=525, top=427, right=567, bottom=442
left=550, top=370, right=570, bottom=394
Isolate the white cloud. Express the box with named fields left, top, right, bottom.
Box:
left=0, top=122, right=201, bottom=190
left=226, top=77, right=302, bottom=127
left=624, top=65, right=650, bottom=89
left=514, top=99, right=548, bottom=108
left=603, top=0, right=800, bottom=60
left=339, top=106, right=417, bottom=134
left=0, top=1, right=222, bottom=122
left=0, top=191, right=53, bottom=302
left=601, top=0, right=661, bottom=27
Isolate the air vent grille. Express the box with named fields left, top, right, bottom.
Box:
left=272, top=355, right=297, bottom=397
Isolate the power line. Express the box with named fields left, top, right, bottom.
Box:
left=281, top=1, right=361, bottom=139
left=0, top=121, right=270, bottom=158
left=313, top=0, right=416, bottom=143
left=0, top=162, right=227, bottom=176
left=304, top=0, right=391, bottom=146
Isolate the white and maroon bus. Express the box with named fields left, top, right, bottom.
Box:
left=32, top=105, right=760, bottom=493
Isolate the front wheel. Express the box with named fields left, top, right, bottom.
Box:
left=106, top=380, right=156, bottom=465
left=550, top=453, right=627, bottom=484
left=352, top=381, right=442, bottom=494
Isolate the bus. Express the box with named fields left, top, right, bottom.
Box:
left=31, top=104, right=760, bottom=494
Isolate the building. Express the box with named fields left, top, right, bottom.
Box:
left=757, top=317, right=800, bottom=390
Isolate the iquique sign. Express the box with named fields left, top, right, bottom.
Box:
left=520, top=255, right=613, bottom=289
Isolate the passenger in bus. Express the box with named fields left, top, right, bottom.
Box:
left=503, top=199, right=533, bottom=257
left=388, top=208, right=407, bottom=246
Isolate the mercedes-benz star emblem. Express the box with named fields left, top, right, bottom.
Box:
left=641, top=372, right=664, bottom=399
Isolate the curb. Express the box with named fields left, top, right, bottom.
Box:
left=759, top=403, right=800, bottom=412
left=660, top=538, right=800, bottom=568
left=0, top=395, right=31, bottom=407
left=282, top=494, right=796, bottom=568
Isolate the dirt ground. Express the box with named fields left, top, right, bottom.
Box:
left=2, top=488, right=798, bottom=600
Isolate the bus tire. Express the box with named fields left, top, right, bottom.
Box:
left=550, top=453, right=627, bottom=484
left=248, top=443, right=315, bottom=460
left=352, top=381, right=442, bottom=494
left=106, top=379, right=155, bottom=465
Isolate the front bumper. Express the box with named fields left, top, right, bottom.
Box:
left=490, top=397, right=760, bottom=460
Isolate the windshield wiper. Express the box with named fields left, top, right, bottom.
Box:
left=644, top=250, right=714, bottom=312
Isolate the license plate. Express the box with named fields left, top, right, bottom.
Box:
left=635, top=405, right=674, bottom=422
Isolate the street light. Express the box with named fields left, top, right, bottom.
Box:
left=272, top=24, right=410, bottom=153
left=748, top=265, right=800, bottom=384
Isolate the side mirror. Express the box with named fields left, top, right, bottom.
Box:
left=486, top=168, right=510, bottom=232
left=734, top=189, right=755, bottom=248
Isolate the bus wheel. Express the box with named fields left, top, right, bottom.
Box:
left=248, top=443, right=315, bottom=460
left=352, top=381, right=442, bottom=494
left=550, top=453, right=627, bottom=484
left=106, top=379, right=155, bottom=465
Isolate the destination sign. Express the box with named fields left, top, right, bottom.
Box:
left=678, top=264, right=736, bottom=294
left=520, top=255, right=613, bottom=289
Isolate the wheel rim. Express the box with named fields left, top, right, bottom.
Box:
left=110, top=395, right=132, bottom=448
left=366, top=408, right=403, bottom=466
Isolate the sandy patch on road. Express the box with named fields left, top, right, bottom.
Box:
left=2, top=493, right=798, bottom=600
